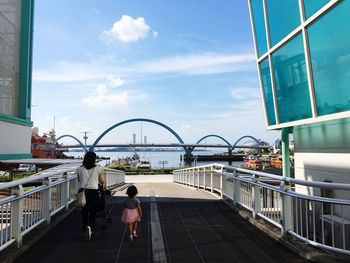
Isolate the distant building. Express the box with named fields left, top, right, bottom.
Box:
left=0, top=0, right=35, bottom=160
left=248, top=1, right=350, bottom=197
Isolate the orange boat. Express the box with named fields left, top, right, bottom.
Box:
left=31, top=128, right=66, bottom=159
left=243, top=155, right=263, bottom=170
left=270, top=156, right=282, bottom=168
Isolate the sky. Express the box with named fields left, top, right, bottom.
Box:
left=31, top=0, right=279, bottom=147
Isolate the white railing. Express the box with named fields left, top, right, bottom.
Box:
left=173, top=164, right=350, bottom=256
left=0, top=165, right=125, bottom=251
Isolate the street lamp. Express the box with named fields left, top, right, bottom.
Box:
left=159, top=160, right=168, bottom=170
left=81, top=131, right=91, bottom=147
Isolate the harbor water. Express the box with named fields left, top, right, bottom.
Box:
left=64, top=150, right=243, bottom=168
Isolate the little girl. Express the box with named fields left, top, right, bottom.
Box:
left=121, top=185, right=142, bottom=241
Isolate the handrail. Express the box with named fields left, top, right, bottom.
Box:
left=0, top=163, right=81, bottom=190
left=173, top=163, right=350, bottom=256
left=219, top=164, right=350, bottom=190
left=0, top=164, right=125, bottom=252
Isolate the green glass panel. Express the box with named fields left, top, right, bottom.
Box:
left=272, top=33, right=312, bottom=123
left=266, top=0, right=300, bottom=46
left=308, top=1, right=350, bottom=116
left=259, top=58, right=276, bottom=125
left=304, top=0, right=331, bottom=19
left=251, top=0, right=267, bottom=57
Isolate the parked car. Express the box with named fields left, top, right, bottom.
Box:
left=18, top=164, right=36, bottom=172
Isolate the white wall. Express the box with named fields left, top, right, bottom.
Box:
left=293, top=118, right=350, bottom=199
left=0, top=121, right=31, bottom=155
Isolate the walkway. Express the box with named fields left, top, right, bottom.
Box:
left=13, top=180, right=308, bottom=263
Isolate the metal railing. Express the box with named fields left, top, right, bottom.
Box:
left=173, top=164, right=350, bottom=256
left=0, top=164, right=125, bottom=251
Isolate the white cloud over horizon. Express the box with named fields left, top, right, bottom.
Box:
left=107, top=75, right=125, bottom=87
left=81, top=84, right=150, bottom=108
left=102, top=15, right=151, bottom=43
left=230, top=87, right=260, bottom=100
left=32, top=52, right=256, bottom=83
left=82, top=88, right=129, bottom=107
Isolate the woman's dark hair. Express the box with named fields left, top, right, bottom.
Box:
left=126, top=185, right=138, bottom=198
left=82, top=151, right=97, bottom=169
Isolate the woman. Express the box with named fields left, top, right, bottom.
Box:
left=76, top=151, right=105, bottom=240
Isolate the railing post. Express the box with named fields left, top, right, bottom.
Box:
left=203, top=167, right=206, bottom=190
left=11, top=185, right=24, bottom=248
left=197, top=168, right=200, bottom=189
left=210, top=166, right=214, bottom=193
left=221, top=173, right=227, bottom=198
left=191, top=168, right=196, bottom=187
left=43, top=178, right=52, bottom=225
left=233, top=171, right=240, bottom=205
left=62, top=172, right=69, bottom=211
left=252, top=174, right=261, bottom=219
left=280, top=181, right=293, bottom=236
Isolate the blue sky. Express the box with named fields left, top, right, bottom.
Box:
left=31, top=0, right=278, bottom=146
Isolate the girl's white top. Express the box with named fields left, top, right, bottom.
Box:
left=76, top=165, right=103, bottom=190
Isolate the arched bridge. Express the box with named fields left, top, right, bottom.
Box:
left=56, top=118, right=270, bottom=154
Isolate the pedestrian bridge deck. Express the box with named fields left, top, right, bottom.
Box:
left=12, top=180, right=307, bottom=263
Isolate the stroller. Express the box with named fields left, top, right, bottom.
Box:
left=97, top=184, right=112, bottom=228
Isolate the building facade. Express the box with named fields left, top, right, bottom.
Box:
left=0, top=0, right=34, bottom=160
left=248, top=0, right=350, bottom=196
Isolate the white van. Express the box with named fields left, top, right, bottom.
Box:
left=18, top=164, right=36, bottom=172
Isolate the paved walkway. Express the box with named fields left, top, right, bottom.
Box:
left=13, top=179, right=308, bottom=263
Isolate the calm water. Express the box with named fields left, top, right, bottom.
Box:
left=64, top=150, right=243, bottom=168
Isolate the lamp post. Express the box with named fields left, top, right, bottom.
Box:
left=159, top=160, right=168, bottom=170
left=81, top=131, right=91, bottom=148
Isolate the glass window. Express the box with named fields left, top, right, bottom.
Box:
left=250, top=0, right=267, bottom=57
left=272, top=33, right=312, bottom=123
left=308, top=1, right=350, bottom=116
left=266, top=0, right=300, bottom=46
left=303, top=0, right=331, bottom=19
left=259, top=58, right=276, bottom=125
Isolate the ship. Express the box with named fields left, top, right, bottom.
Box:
left=243, top=155, right=263, bottom=170
left=31, top=127, right=67, bottom=159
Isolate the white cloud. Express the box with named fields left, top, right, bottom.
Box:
left=82, top=86, right=129, bottom=107
left=81, top=83, right=150, bottom=108
left=107, top=75, right=125, bottom=87
left=33, top=60, right=111, bottom=82
left=134, top=53, right=255, bottom=75
left=33, top=52, right=256, bottom=83
left=230, top=87, right=260, bottom=100
left=102, top=15, right=150, bottom=43
left=152, top=31, right=158, bottom=38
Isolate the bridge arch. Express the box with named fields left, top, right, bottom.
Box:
left=230, top=135, right=261, bottom=151
left=89, top=118, right=186, bottom=152
left=56, top=135, right=87, bottom=153
left=196, top=134, right=232, bottom=148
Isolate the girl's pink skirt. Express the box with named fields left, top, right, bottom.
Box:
left=121, top=208, right=140, bottom=223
